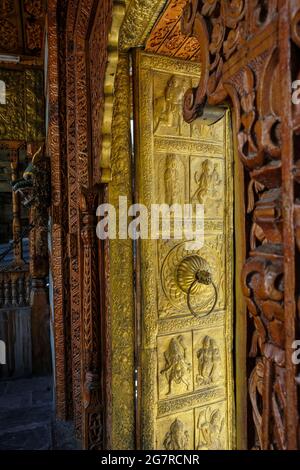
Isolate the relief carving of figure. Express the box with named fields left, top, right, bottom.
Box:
left=163, top=418, right=189, bottom=450
left=197, top=407, right=225, bottom=450
left=160, top=335, right=191, bottom=395
left=196, top=335, right=221, bottom=386
left=154, top=75, right=188, bottom=135
left=192, top=160, right=222, bottom=215
left=192, top=159, right=212, bottom=204
left=164, top=155, right=180, bottom=205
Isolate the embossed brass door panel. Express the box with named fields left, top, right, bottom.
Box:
left=133, top=51, right=234, bottom=450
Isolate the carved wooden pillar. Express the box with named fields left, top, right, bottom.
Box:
left=180, top=0, right=299, bottom=450
left=47, top=0, right=69, bottom=418
left=80, top=189, right=103, bottom=450
left=48, top=0, right=112, bottom=448
left=289, top=0, right=300, bottom=449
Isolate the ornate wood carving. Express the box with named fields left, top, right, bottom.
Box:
left=180, top=0, right=299, bottom=449
left=48, top=0, right=113, bottom=449
left=0, top=0, right=45, bottom=56
left=80, top=188, right=103, bottom=450
left=145, top=0, right=201, bottom=61
left=47, top=0, right=70, bottom=421
left=62, top=0, right=82, bottom=431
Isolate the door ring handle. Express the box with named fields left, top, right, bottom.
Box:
left=177, top=255, right=218, bottom=318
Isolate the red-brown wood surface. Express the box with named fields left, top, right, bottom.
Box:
left=180, top=0, right=300, bottom=449
left=47, top=0, right=112, bottom=449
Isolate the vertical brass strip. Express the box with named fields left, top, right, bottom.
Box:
left=109, top=53, right=135, bottom=449
left=232, top=107, right=247, bottom=450
left=224, top=108, right=235, bottom=449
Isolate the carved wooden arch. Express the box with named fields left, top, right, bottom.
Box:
left=180, top=0, right=300, bottom=450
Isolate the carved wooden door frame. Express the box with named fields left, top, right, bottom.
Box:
left=47, top=0, right=113, bottom=449
left=179, top=0, right=300, bottom=450
left=46, top=0, right=300, bottom=451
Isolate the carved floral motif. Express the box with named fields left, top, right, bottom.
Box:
left=180, top=0, right=299, bottom=449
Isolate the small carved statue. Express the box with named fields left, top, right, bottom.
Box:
left=12, top=146, right=51, bottom=276
left=12, top=146, right=50, bottom=221
left=196, top=335, right=221, bottom=386
left=163, top=418, right=189, bottom=450
left=160, top=335, right=191, bottom=395
left=197, top=407, right=224, bottom=450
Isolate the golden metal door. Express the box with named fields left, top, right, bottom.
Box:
left=133, top=50, right=234, bottom=450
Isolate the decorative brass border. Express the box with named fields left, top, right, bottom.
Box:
left=119, top=0, right=167, bottom=51
left=109, top=53, right=135, bottom=450
left=101, top=0, right=126, bottom=183
left=101, top=0, right=170, bottom=183
left=107, top=0, right=170, bottom=449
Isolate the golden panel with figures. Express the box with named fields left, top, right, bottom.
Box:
left=156, top=153, right=188, bottom=205
left=152, top=72, right=224, bottom=142
left=158, top=332, right=193, bottom=399
left=157, top=410, right=194, bottom=450
left=133, top=51, right=234, bottom=449
left=195, top=401, right=228, bottom=450
left=156, top=401, right=228, bottom=450
left=190, top=156, right=224, bottom=218
left=193, top=327, right=226, bottom=390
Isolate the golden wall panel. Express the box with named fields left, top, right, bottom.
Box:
left=158, top=332, right=193, bottom=399
left=134, top=51, right=234, bottom=449
left=0, top=68, right=44, bottom=141
left=156, top=401, right=228, bottom=450
left=157, top=410, right=194, bottom=450
left=195, top=400, right=228, bottom=450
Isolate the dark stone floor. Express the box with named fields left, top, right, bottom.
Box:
left=0, top=376, right=80, bottom=450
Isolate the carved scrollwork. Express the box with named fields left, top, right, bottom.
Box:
left=80, top=188, right=103, bottom=450
left=242, top=253, right=286, bottom=449
left=291, top=7, right=300, bottom=48
left=179, top=0, right=298, bottom=449
left=242, top=254, right=285, bottom=366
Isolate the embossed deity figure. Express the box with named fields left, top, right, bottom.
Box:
left=163, top=418, right=189, bottom=451
left=197, top=407, right=224, bottom=450
left=210, top=164, right=222, bottom=193
left=164, top=155, right=180, bottom=205
left=160, top=335, right=191, bottom=395
left=206, top=163, right=222, bottom=214
left=154, top=75, right=188, bottom=135
left=196, top=335, right=221, bottom=386
left=192, top=159, right=213, bottom=204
